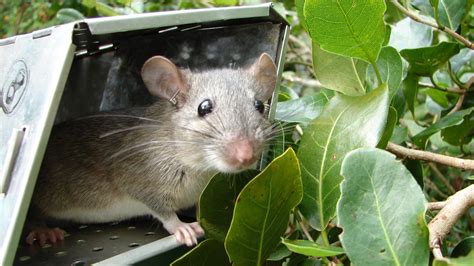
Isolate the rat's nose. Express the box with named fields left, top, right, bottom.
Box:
left=226, top=139, right=255, bottom=167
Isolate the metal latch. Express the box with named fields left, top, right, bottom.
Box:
left=0, top=128, right=25, bottom=198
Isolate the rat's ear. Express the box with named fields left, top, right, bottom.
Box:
left=251, top=53, right=277, bottom=101
left=141, top=56, right=188, bottom=106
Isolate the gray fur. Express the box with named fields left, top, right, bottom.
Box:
left=30, top=61, right=275, bottom=230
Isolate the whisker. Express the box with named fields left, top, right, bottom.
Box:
left=100, top=125, right=162, bottom=138
left=76, top=114, right=161, bottom=123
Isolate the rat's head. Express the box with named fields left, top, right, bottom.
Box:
left=141, top=53, right=277, bottom=173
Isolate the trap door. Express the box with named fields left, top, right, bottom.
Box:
left=0, top=23, right=76, bottom=265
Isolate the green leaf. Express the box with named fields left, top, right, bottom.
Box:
left=225, top=148, right=303, bottom=265
left=55, top=8, right=86, bottom=23
left=400, top=42, right=461, bottom=76
left=338, top=148, right=429, bottom=266
left=388, top=17, right=433, bottom=51
left=424, top=88, right=450, bottom=108
left=405, top=159, right=424, bottom=188
left=368, top=46, right=403, bottom=100
left=81, top=0, right=96, bottom=9
left=171, top=239, right=230, bottom=266
left=451, top=236, right=474, bottom=258
left=199, top=170, right=258, bottom=242
left=275, top=92, right=330, bottom=123
left=412, top=107, right=474, bottom=148
left=377, top=107, right=398, bottom=149
left=298, top=84, right=389, bottom=230
left=390, top=125, right=408, bottom=144
left=312, top=43, right=367, bottom=96
left=281, top=239, right=345, bottom=257
left=296, top=0, right=308, bottom=31
left=412, top=0, right=467, bottom=30
left=441, top=111, right=474, bottom=146
left=450, top=48, right=474, bottom=75
left=268, top=242, right=292, bottom=261
left=96, top=2, right=121, bottom=16
left=433, top=250, right=474, bottom=266
left=212, top=0, right=238, bottom=6
left=279, top=85, right=300, bottom=101
left=402, top=73, right=419, bottom=118
left=304, top=0, right=386, bottom=63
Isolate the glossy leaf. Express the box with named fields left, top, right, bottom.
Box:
left=338, top=148, right=429, bottom=266
left=199, top=170, right=258, bottom=242
left=451, top=236, right=474, bottom=258
left=450, top=48, right=474, bottom=75
left=304, top=0, right=386, bottom=63
left=296, top=0, right=308, bottom=31
left=377, top=107, right=398, bottom=149
left=402, top=73, right=419, bottom=118
left=412, top=107, right=474, bottom=148
left=368, top=46, right=403, bottom=100
left=171, top=239, right=230, bottom=266
left=268, top=242, right=292, bottom=261
left=298, top=84, right=389, bottom=230
left=281, top=239, right=344, bottom=257
left=412, top=0, right=467, bottom=30
left=400, top=42, right=461, bottom=76
left=433, top=250, right=474, bottom=266
left=55, top=8, right=85, bottom=23
left=275, top=92, right=330, bottom=123
left=389, top=17, right=433, bottom=51
left=312, top=43, right=367, bottom=96
left=424, top=88, right=450, bottom=108
left=225, top=148, right=302, bottom=265
left=441, top=112, right=474, bottom=146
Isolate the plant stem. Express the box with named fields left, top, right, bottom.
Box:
left=386, top=142, right=474, bottom=170
left=296, top=211, right=315, bottom=242
left=389, top=0, right=474, bottom=49
left=371, top=61, right=383, bottom=85
left=320, top=228, right=330, bottom=246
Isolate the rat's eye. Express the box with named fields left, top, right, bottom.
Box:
left=254, top=100, right=265, bottom=114
left=198, top=99, right=213, bottom=117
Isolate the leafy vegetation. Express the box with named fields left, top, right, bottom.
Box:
left=2, top=0, right=473, bottom=265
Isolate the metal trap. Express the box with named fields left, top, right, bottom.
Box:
left=0, top=4, right=289, bottom=265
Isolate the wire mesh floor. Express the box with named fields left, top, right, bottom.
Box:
left=14, top=217, right=171, bottom=265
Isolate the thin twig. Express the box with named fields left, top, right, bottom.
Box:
left=386, top=142, right=474, bottom=170
left=296, top=211, right=314, bottom=241
left=425, top=178, right=450, bottom=198
left=428, top=163, right=456, bottom=194
left=447, top=92, right=466, bottom=115
left=428, top=185, right=474, bottom=259
left=285, top=60, right=314, bottom=68
left=282, top=73, right=323, bottom=88
left=389, top=0, right=474, bottom=49
left=289, top=34, right=312, bottom=54
left=428, top=201, right=448, bottom=210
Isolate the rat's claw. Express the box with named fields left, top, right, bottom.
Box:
left=165, top=220, right=204, bottom=247
left=26, top=227, right=66, bottom=246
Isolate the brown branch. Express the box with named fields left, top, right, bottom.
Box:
left=282, top=73, right=323, bottom=88
left=386, top=142, right=474, bottom=170
left=428, top=201, right=447, bottom=211
left=389, top=0, right=474, bottom=50
left=428, top=163, right=456, bottom=194
left=428, top=185, right=474, bottom=259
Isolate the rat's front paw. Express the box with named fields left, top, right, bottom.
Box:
left=26, top=227, right=66, bottom=246
left=165, top=221, right=204, bottom=246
